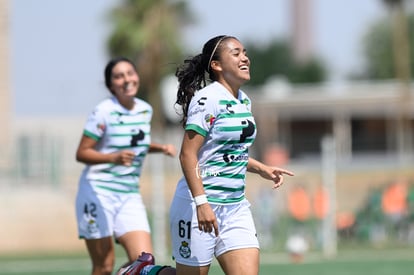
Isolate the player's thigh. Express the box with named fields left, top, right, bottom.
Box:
left=215, top=200, right=259, bottom=256
left=216, top=247, right=259, bottom=275
left=114, top=193, right=150, bottom=237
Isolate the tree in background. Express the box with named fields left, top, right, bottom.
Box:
left=107, top=0, right=191, bottom=129
left=244, top=39, right=327, bottom=87
left=356, top=0, right=413, bottom=157
left=358, top=18, right=395, bottom=80
left=357, top=1, right=413, bottom=80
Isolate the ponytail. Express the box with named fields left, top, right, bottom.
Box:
left=175, top=54, right=207, bottom=127
left=175, top=35, right=234, bottom=127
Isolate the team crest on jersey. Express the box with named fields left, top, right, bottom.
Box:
left=87, top=219, right=99, bottom=235
left=204, top=114, right=215, bottom=125
left=179, top=241, right=191, bottom=258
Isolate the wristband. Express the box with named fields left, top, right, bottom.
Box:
left=193, top=194, right=208, bottom=206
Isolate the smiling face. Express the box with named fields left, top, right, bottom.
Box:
left=211, top=38, right=250, bottom=92
left=109, top=61, right=140, bottom=101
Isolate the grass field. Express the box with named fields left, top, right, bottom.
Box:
left=0, top=248, right=412, bottom=275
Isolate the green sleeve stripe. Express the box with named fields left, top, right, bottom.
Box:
left=185, top=124, right=208, bottom=136
left=83, top=130, right=100, bottom=141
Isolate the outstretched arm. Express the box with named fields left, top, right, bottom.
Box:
left=247, top=157, right=294, bottom=189
left=149, top=143, right=177, bottom=157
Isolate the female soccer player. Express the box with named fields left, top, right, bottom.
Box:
left=170, top=35, right=294, bottom=275
left=75, top=57, right=176, bottom=275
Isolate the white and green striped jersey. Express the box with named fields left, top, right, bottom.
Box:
left=177, top=81, right=257, bottom=205
left=80, top=96, right=152, bottom=194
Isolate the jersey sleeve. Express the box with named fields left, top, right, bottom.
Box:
left=82, top=107, right=106, bottom=141
left=185, top=94, right=216, bottom=137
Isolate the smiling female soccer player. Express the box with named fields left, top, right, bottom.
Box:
left=170, top=35, right=294, bottom=275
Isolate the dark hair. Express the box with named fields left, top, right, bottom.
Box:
left=175, top=35, right=235, bottom=126
left=104, top=57, right=137, bottom=94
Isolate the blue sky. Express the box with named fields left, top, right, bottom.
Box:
left=10, top=0, right=385, bottom=117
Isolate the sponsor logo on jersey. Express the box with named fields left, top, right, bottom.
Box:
left=188, top=106, right=206, bottom=117
left=197, top=97, right=207, bottom=106
left=240, top=119, right=255, bottom=142
left=223, top=153, right=248, bottom=163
